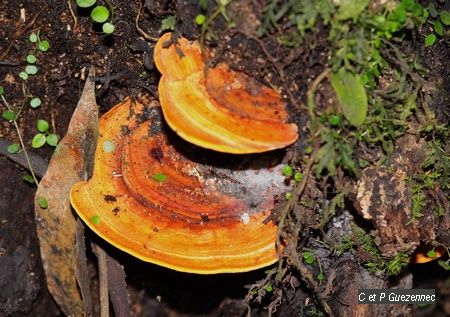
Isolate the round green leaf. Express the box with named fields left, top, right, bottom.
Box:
left=30, top=97, right=42, bottom=108
left=19, top=72, right=28, bottom=80
left=329, top=115, right=341, bottom=126
left=7, top=143, right=20, bottom=154
left=282, top=165, right=293, bottom=177
left=36, top=119, right=49, bottom=132
left=76, top=0, right=96, bottom=8
left=29, top=33, right=38, bottom=43
left=440, top=10, right=450, bottom=26
left=294, top=172, right=303, bottom=182
left=0, top=86, right=4, bottom=95
left=25, top=65, right=38, bottom=75
left=46, top=133, right=58, bottom=147
left=38, top=40, right=50, bottom=52
left=195, top=14, right=206, bottom=26
left=32, top=133, right=47, bottom=148
left=102, top=22, right=115, bottom=34
left=91, top=6, right=110, bottom=23
left=26, top=54, right=37, bottom=64
left=2, top=110, right=15, bottom=121
left=424, top=33, right=437, bottom=47
left=38, top=197, right=48, bottom=209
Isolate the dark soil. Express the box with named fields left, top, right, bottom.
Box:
left=0, top=0, right=449, bottom=316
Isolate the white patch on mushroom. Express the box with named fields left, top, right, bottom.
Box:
left=240, top=212, right=250, bottom=225
left=103, top=139, right=116, bottom=153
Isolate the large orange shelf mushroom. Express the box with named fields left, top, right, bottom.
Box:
left=70, top=98, right=290, bottom=274
left=154, top=32, right=298, bottom=154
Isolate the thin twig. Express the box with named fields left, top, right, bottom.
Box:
left=135, top=0, right=158, bottom=42
left=66, top=0, right=78, bottom=32
left=1, top=95, right=39, bottom=184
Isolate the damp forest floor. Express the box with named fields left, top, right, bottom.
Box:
left=0, top=1, right=450, bottom=317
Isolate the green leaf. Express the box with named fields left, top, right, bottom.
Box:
left=3, top=110, right=15, bottom=121
left=264, top=284, right=273, bottom=292
left=19, top=72, right=28, bottom=80
left=0, top=86, right=4, bottom=95
left=26, top=54, right=37, bottom=64
left=329, top=115, right=341, bottom=126
left=37, top=119, right=49, bottom=132
left=424, top=33, right=437, bottom=47
left=7, top=143, right=20, bottom=153
left=303, top=251, right=315, bottom=264
left=195, top=14, right=206, bottom=26
left=330, top=67, right=368, bottom=126
left=91, top=215, right=101, bottom=225
left=76, top=0, right=96, bottom=8
left=38, top=197, right=48, bottom=209
left=282, top=165, right=293, bottom=177
left=428, top=3, right=437, bottom=18
left=161, top=15, right=176, bottom=31
left=46, top=133, right=58, bottom=147
left=91, top=6, right=109, bottom=23
left=294, top=172, right=303, bottom=182
left=29, top=33, right=38, bottom=43
left=38, top=40, right=50, bottom=52
left=438, top=260, right=450, bottom=271
left=30, top=97, right=42, bottom=108
left=25, top=65, right=38, bottom=75
left=433, top=20, right=444, bottom=36
left=336, top=0, right=369, bottom=21
left=440, top=10, right=450, bottom=26
left=317, top=273, right=325, bottom=281
left=153, top=172, right=167, bottom=183
left=32, top=133, right=47, bottom=148
left=426, top=249, right=437, bottom=258
left=102, top=22, right=115, bottom=34
left=23, top=174, right=35, bottom=184
left=285, top=192, right=292, bottom=200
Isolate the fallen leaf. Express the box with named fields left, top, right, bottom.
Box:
left=34, top=68, right=98, bottom=316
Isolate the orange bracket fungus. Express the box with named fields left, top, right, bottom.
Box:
left=154, top=32, right=298, bottom=154
left=70, top=98, right=291, bottom=274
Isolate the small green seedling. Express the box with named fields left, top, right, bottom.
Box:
left=282, top=164, right=293, bottom=177
left=31, top=119, right=58, bottom=148
left=153, top=172, right=167, bottom=183
left=30, top=97, right=42, bottom=108
left=75, top=1, right=115, bottom=34
left=303, top=251, right=315, bottom=264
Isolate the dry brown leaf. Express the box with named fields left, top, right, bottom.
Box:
left=34, top=68, right=98, bottom=316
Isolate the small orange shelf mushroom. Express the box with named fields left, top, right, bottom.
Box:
left=154, top=32, right=298, bottom=154
left=411, top=244, right=447, bottom=264
left=70, top=98, right=290, bottom=274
